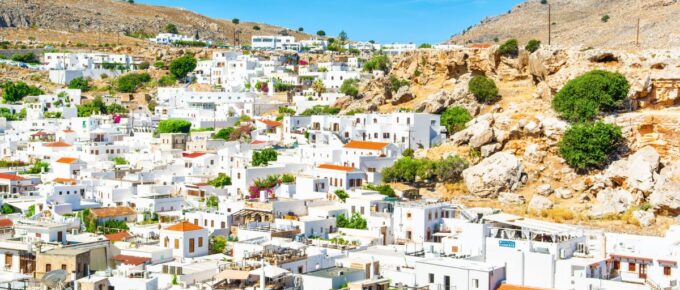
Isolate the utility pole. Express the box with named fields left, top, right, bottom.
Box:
left=636, top=0, right=641, bottom=47
left=548, top=4, right=552, bottom=46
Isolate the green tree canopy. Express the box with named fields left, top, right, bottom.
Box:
left=1, top=81, right=43, bottom=103
left=525, top=39, right=541, bottom=53
left=441, top=106, right=472, bottom=133
left=497, top=39, right=519, bottom=57
left=116, top=72, right=151, bottom=93
left=68, top=77, right=90, bottom=91
left=362, top=54, right=390, bottom=73
left=558, top=121, right=623, bottom=170
left=252, top=148, right=278, bottom=166
left=165, top=23, right=179, bottom=34
left=316, top=30, right=326, bottom=37
left=169, top=55, right=197, bottom=80
left=339, top=79, right=360, bottom=98
left=157, top=119, right=192, bottom=134
left=208, top=173, right=232, bottom=188
left=468, top=75, right=499, bottom=103
left=552, top=70, right=630, bottom=123
left=336, top=213, right=367, bottom=229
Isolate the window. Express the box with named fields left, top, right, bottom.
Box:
left=61, top=264, right=67, bottom=271
left=664, top=266, right=672, bottom=276
left=444, top=275, right=450, bottom=290
left=199, top=237, right=203, bottom=247
left=613, top=261, right=620, bottom=270
left=472, top=279, right=479, bottom=288
left=189, top=238, right=195, bottom=253
left=428, top=273, right=434, bottom=283
left=628, top=263, right=636, bottom=272
left=46, top=264, right=51, bottom=272
left=298, top=266, right=303, bottom=273
left=5, top=253, right=12, bottom=267
left=221, top=222, right=226, bottom=228
left=174, top=239, right=179, bottom=249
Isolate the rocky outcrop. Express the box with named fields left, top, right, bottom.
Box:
left=462, top=152, right=524, bottom=198
left=528, top=195, right=553, bottom=212
left=604, top=146, right=661, bottom=194
left=648, top=161, right=680, bottom=213
left=588, top=188, right=636, bottom=218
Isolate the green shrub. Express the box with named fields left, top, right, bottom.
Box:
left=552, top=70, right=630, bottom=123
left=300, top=105, right=340, bottom=116
left=137, top=61, right=150, bottom=70
left=601, top=15, right=610, bottom=23
left=165, top=23, right=179, bottom=34
left=364, top=184, right=396, bottom=197
left=252, top=148, right=278, bottom=166
left=68, top=77, right=90, bottom=91
left=388, top=76, right=409, bottom=93
left=468, top=75, right=499, bottom=103
left=208, top=173, right=232, bottom=188
left=334, top=190, right=349, bottom=202
left=336, top=213, right=367, bottom=229
left=157, top=119, right=192, bottom=134
left=11, top=52, right=39, bottom=64
left=402, top=148, right=414, bottom=158
left=382, top=156, right=468, bottom=183
left=497, top=39, right=519, bottom=57
left=558, top=121, right=623, bottom=170
left=169, top=55, right=197, bottom=79
left=363, top=54, right=390, bottom=73
left=116, top=73, right=151, bottom=93
left=418, top=43, right=432, bottom=49
left=206, top=195, right=219, bottom=208
left=441, top=106, right=472, bottom=133
left=339, top=79, right=359, bottom=97
left=112, top=157, right=128, bottom=165
left=158, top=75, right=177, bottom=87
left=214, top=127, right=235, bottom=140
left=525, top=39, right=541, bottom=53
left=154, top=61, right=165, bottom=69
left=1, top=81, right=43, bottom=103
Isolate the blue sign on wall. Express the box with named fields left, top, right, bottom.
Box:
left=499, top=240, right=516, bottom=248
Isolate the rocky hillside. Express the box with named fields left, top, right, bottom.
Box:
left=336, top=45, right=680, bottom=234
left=0, top=0, right=311, bottom=44
left=447, top=0, right=680, bottom=49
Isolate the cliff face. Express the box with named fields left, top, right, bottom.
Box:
left=0, top=0, right=311, bottom=44
left=447, top=0, right=680, bottom=49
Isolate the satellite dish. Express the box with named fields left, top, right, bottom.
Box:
left=41, top=269, right=68, bottom=289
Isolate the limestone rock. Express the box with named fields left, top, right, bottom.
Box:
left=536, top=184, right=553, bottom=196
left=498, top=192, right=525, bottom=205
left=462, top=152, right=524, bottom=198
left=554, top=188, right=573, bottom=199
left=529, top=195, right=554, bottom=212
left=588, top=188, right=635, bottom=218
left=390, top=86, right=415, bottom=105
left=480, top=143, right=501, bottom=158
left=604, top=146, right=660, bottom=193
left=633, top=210, right=656, bottom=227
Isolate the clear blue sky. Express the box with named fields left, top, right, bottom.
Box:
left=136, top=0, right=524, bottom=44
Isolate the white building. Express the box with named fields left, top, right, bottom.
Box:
left=159, top=221, right=209, bottom=258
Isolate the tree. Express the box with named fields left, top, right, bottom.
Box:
left=441, top=106, right=472, bottom=133
left=77, top=96, right=107, bottom=117
left=338, top=30, right=348, bottom=42
left=158, top=75, right=177, bottom=87
left=232, top=18, right=240, bottom=25
left=206, top=195, right=219, bottom=208
left=214, top=127, right=235, bottom=140
left=25, top=204, right=35, bottom=217
left=525, top=39, right=541, bottom=53
left=112, top=157, right=128, bottom=165
left=210, top=236, right=226, bottom=254
left=601, top=15, right=610, bottom=23
left=22, top=160, right=49, bottom=174
left=1, top=204, right=14, bottom=214
left=316, top=30, right=326, bottom=37
left=339, top=79, right=359, bottom=98
left=252, top=148, right=278, bottom=166
left=558, top=121, right=623, bottom=170
left=552, top=70, right=630, bottom=123
left=362, top=54, right=390, bottom=73
left=312, top=79, right=326, bottom=95
left=165, top=23, right=179, bottom=34
left=468, top=75, right=499, bottom=103
left=253, top=25, right=261, bottom=31
left=116, top=72, right=151, bottom=93
left=298, top=27, right=304, bottom=32
left=157, top=119, right=192, bottom=134
left=11, top=52, right=39, bottom=64
left=169, top=55, right=197, bottom=80
left=334, top=190, right=349, bottom=202
left=1, top=81, right=43, bottom=103
left=336, top=213, right=367, bottom=229
left=106, top=103, right=128, bottom=114
left=434, top=155, right=468, bottom=183
left=68, top=77, right=90, bottom=91
left=208, top=173, right=232, bottom=188
left=497, top=39, right=519, bottom=57
left=402, top=148, right=414, bottom=158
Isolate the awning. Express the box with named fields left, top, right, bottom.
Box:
left=249, top=265, right=289, bottom=278
left=215, top=269, right=251, bottom=281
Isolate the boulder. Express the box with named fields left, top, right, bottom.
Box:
left=588, top=188, right=635, bottom=218
left=633, top=210, right=656, bottom=227
left=604, top=146, right=660, bottom=193
left=536, top=184, right=553, bottom=196
left=480, top=143, right=501, bottom=158
left=452, top=116, right=495, bottom=148
left=498, top=192, right=526, bottom=205
left=555, top=188, right=574, bottom=199
left=648, top=161, right=680, bottom=212
left=523, top=143, right=545, bottom=163
left=528, top=195, right=554, bottom=212
left=390, top=86, right=415, bottom=105
left=462, top=152, right=524, bottom=198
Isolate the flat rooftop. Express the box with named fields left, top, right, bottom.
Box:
left=416, top=257, right=503, bottom=272
left=304, top=267, right=363, bottom=279
left=483, top=213, right=581, bottom=235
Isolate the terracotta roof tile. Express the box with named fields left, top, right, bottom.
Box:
left=497, top=284, right=554, bottom=290
left=257, top=119, right=283, bottom=127
left=164, top=221, right=204, bottom=232
left=56, top=157, right=78, bottom=164
left=43, top=141, right=72, bottom=148
left=112, top=254, right=150, bottom=266
left=0, top=219, right=13, bottom=227
left=344, top=140, right=389, bottom=150
left=318, top=164, right=355, bottom=172
left=0, top=173, right=25, bottom=181
left=182, top=152, right=206, bottom=158
left=251, top=140, right=266, bottom=145
left=104, top=231, right=132, bottom=242
left=90, top=207, right=136, bottom=218
left=53, top=177, right=77, bottom=185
